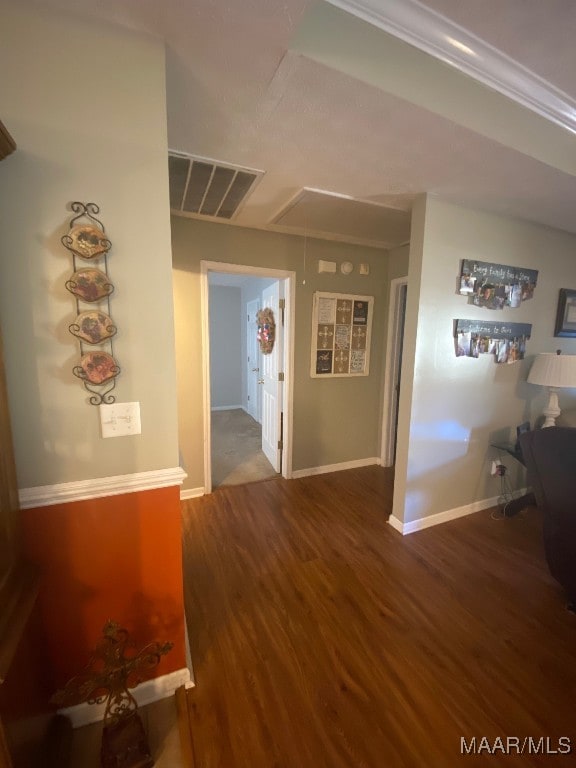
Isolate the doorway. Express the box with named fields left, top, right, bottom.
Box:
left=381, top=277, right=408, bottom=467
left=201, top=262, right=295, bottom=493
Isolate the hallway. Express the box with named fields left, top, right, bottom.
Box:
left=211, top=408, right=278, bottom=488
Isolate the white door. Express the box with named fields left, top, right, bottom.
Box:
left=260, top=281, right=283, bottom=472
left=246, top=298, right=260, bottom=422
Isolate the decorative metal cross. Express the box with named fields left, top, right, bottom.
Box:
left=51, top=620, right=173, bottom=726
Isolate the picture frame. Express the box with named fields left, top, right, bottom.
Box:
left=310, top=292, right=374, bottom=377
left=554, top=288, right=576, bottom=337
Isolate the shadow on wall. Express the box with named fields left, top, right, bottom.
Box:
left=21, top=486, right=186, bottom=694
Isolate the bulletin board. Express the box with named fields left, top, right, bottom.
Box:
left=311, top=292, right=374, bottom=377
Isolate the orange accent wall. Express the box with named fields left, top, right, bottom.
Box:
left=21, top=485, right=186, bottom=692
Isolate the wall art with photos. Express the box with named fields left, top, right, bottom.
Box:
left=554, top=288, right=576, bottom=338
left=311, top=292, right=374, bottom=377
left=459, top=259, right=538, bottom=310
left=454, top=319, right=532, bottom=364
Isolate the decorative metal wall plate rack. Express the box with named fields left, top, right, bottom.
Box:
left=62, top=202, right=120, bottom=405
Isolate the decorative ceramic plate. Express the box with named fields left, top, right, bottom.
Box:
left=63, top=225, right=111, bottom=260
left=65, top=268, right=114, bottom=302
left=75, top=352, right=119, bottom=385
left=69, top=311, right=117, bottom=344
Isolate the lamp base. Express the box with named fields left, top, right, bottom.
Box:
left=542, top=388, right=561, bottom=428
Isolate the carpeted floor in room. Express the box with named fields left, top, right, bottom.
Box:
left=211, top=408, right=278, bottom=488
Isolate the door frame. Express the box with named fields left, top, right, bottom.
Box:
left=380, top=277, right=408, bottom=467
left=246, top=297, right=261, bottom=423
left=200, top=261, right=295, bottom=493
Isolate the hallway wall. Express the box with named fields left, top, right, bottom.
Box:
left=0, top=5, right=186, bottom=690
left=172, top=216, right=389, bottom=493
left=209, top=285, right=242, bottom=408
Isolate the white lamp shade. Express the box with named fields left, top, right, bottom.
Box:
left=527, top=353, right=576, bottom=388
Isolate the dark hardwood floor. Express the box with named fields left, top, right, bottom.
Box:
left=181, top=466, right=576, bottom=767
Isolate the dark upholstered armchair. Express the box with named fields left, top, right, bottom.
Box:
left=519, top=427, right=576, bottom=608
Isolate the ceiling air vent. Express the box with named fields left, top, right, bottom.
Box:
left=168, top=152, right=263, bottom=220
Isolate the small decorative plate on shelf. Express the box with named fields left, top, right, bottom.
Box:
left=63, top=225, right=111, bottom=260
left=74, top=352, right=119, bottom=385
left=69, top=311, right=117, bottom=344
left=66, top=268, right=114, bottom=302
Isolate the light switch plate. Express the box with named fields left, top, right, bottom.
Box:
left=100, top=402, right=141, bottom=438
left=359, top=263, right=370, bottom=275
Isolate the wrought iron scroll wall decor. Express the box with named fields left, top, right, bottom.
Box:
left=62, top=202, right=120, bottom=405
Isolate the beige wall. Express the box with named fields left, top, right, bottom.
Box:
left=387, top=244, right=409, bottom=282
left=393, top=196, right=576, bottom=525
left=0, top=5, right=179, bottom=487
left=171, top=216, right=389, bottom=491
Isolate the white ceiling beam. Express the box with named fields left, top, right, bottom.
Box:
left=327, top=0, right=576, bottom=135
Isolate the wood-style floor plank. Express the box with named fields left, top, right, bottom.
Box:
left=181, top=467, right=576, bottom=767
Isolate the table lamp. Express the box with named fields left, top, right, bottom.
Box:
left=527, top=351, right=576, bottom=428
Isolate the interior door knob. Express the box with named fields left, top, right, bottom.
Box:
left=258, top=378, right=265, bottom=384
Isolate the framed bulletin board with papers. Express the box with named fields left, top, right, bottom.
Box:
left=311, top=292, right=374, bottom=378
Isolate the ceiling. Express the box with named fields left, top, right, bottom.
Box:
left=13, top=0, right=576, bottom=249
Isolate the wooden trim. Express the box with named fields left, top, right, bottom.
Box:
left=19, top=466, right=187, bottom=509
left=0, top=562, right=38, bottom=684
left=210, top=405, right=243, bottom=411
left=0, top=325, right=21, bottom=602
left=0, top=120, right=15, bottom=163
left=380, top=277, right=407, bottom=466
left=180, top=487, right=205, bottom=501
left=388, top=493, right=507, bottom=535
left=200, top=262, right=296, bottom=490
left=291, top=457, right=380, bottom=479
left=200, top=266, right=212, bottom=493
left=58, top=668, right=193, bottom=728
left=0, top=720, right=13, bottom=768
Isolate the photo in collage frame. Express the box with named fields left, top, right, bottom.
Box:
left=459, top=259, right=538, bottom=310
left=454, top=319, right=532, bottom=364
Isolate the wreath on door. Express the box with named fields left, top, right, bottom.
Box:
left=257, top=308, right=276, bottom=354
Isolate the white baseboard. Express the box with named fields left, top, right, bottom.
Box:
left=291, top=457, right=380, bottom=479
left=58, top=667, right=194, bottom=729
left=211, top=405, right=243, bottom=411
left=180, top=486, right=205, bottom=500
left=19, top=467, right=187, bottom=509
left=388, top=494, right=502, bottom=535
